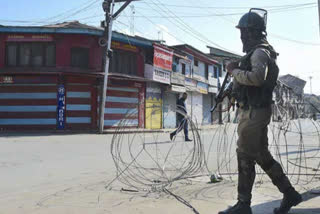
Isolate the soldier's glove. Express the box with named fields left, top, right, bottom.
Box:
left=226, top=61, right=239, bottom=75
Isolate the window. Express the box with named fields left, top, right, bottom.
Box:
left=214, top=66, right=220, bottom=78
left=194, top=60, right=198, bottom=66
left=7, top=45, right=17, bottom=66
left=110, top=49, right=137, bottom=75
left=198, top=61, right=205, bottom=78
left=19, top=44, right=32, bottom=66
left=71, top=48, right=89, bottom=68
left=205, top=64, right=208, bottom=80
left=6, top=42, right=55, bottom=67
left=31, top=44, right=43, bottom=67
left=172, top=57, right=179, bottom=72
left=181, top=63, right=186, bottom=75
left=46, top=45, right=55, bottom=66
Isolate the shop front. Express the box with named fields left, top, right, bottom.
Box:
left=104, top=78, right=145, bottom=129
left=163, top=71, right=186, bottom=128
left=144, top=44, right=173, bottom=129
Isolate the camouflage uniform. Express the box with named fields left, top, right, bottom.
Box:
left=219, top=8, right=302, bottom=214
left=232, top=45, right=293, bottom=203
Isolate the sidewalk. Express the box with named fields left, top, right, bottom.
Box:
left=0, top=123, right=229, bottom=136
left=102, top=123, right=226, bottom=134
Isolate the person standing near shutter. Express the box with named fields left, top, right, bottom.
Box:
left=170, top=92, right=192, bottom=142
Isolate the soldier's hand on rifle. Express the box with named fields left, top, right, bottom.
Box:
left=226, top=61, right=238, bottom=75
left=227, top=97, right=236, bottom=111
left=230, top=97, right=236, bottom=106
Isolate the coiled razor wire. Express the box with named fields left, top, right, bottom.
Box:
left=109, top=106, right=205, bottom=191
left=107, top=101, right=320, bottom=214
left=207, top=101, right=320, bottom=188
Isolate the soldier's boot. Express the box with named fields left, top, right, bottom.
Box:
left=218, top=201, right=252, bottom=214
left=258, top=159, right=302, bottom=214
left=273, top=187, right=302, bottom=214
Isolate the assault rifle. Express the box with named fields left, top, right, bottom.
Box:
left=210, top=73, right=233, bottom=112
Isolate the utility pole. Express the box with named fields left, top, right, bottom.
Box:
left=99, top=0, right=137, bottom=134
left=218, top=64, right=223, bottom=125
left=309, top=76, right=313, bottom=94
left=130, top=5, right=135, bottom=35
left=318, top=0, right=320, bottom=35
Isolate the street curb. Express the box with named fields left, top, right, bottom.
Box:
left=0, top=124, right=227, bottom=136
left=102, top=129, right=174, bottom=135
left=101, top=124, right=225, bottom=134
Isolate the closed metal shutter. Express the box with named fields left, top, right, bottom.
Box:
left=163, top=92, right=177, bottom=128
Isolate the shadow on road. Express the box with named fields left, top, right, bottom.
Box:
left=252, top=190, right=320, bottom=214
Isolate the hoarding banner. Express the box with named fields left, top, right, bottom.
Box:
left=197, top=82, right=208, bottom=94
left=153, top=44, right=173, bottom=72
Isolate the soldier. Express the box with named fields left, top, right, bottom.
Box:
left=218, top=9, right=302, bottom=214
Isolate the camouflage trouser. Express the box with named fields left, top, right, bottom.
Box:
left=236, top=106, right=292, bottom=203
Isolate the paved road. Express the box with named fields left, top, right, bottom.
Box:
left=0, top=123, right=319, bottom=214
